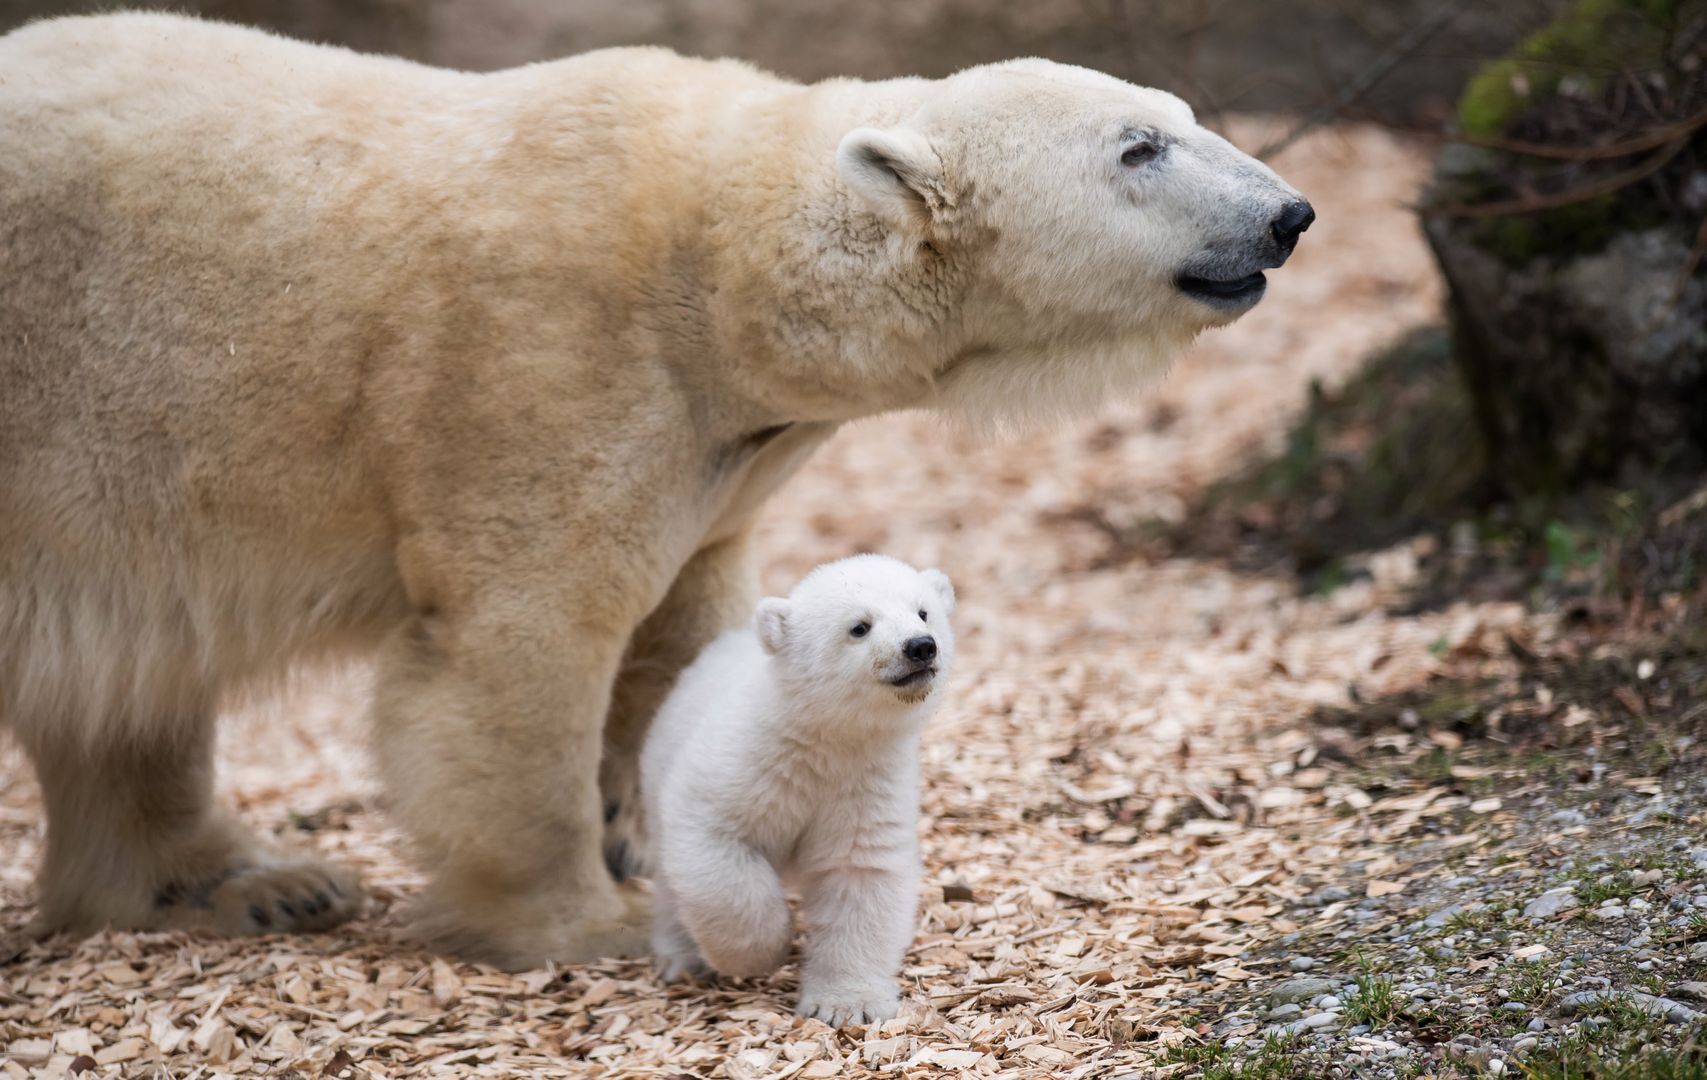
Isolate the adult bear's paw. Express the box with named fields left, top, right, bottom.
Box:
left=202, top=857, right=364, bottom=934
left=150, top=844, right=363, bottom=936
left=411, top=881, right=653, bottom=971
left=600, top=782, right=652, bottom=883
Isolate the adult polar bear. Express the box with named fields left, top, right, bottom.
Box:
left=0, top=12, right=1311, bottom=969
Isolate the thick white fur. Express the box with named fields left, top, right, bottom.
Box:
left=642, top=556, right=955, bottom=1025
left=0, top=13, right=1303, bottom=967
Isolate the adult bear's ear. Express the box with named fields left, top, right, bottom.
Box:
left=921, top=569, right=956, bottom=616
left=754, top=598, right=791, bottom=655
left=836, top=127, right=947, bottom=230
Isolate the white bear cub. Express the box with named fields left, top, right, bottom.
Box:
left=641, top=554, right=955, bottom=1024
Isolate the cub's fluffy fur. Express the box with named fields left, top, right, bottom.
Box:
left=641, top=556, right=954, bottom=1025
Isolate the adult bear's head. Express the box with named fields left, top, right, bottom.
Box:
left=830, top=58, right=1312, bottom=429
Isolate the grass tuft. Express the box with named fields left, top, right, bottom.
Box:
left=1342, top=971, right=1399, bottom=1030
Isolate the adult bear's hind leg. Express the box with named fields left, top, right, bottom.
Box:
left=601, top=530, right=759, bottom=882
left=23, top=710, right=361, bottom=937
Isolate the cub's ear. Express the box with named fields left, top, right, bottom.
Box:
left=754, top=598, right=791, bottom=655
left=921, top=569, right=956, bottom=616
left=836, top=126, right=946, bottom=229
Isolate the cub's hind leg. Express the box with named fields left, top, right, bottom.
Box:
left=21, top=709, right=361, bottom=937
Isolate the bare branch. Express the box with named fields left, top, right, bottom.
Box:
left=1257, top=0, right=1478, bottom=161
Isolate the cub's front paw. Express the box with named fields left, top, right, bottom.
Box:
left=796, top=983, right=901, bottom=1027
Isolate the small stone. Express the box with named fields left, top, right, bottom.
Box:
left=1317, top=995, right=1341, bottom=1010
left=1524, top=889, right=1577, bottom=919
left=1673, top=982, right=1707, bottom=1002
left=1558, top=990, right=1704, bottom=1024
left=1593, top=906, right=1627, bottom=921
left=1268, top=977, right=1341, bottom=1005
left=1426, top=903, right=1477, bottom=928
left=1513, top=1037, right=1539, bottom=1053
left=1638, top=961, right=1656, bottom=972
left=1547, top=809, right=1589, bottom=827
left=1347, top=1024, right=1371, bottom=1036
left=1289, top=957, right=1316, bottom=972
left=1501, top=1002, right=1527, bottom=1013
left=1630, top=898, right=1651, bottom=911
left=1528, top=1018, right=1545, bottom=1032
left=1488, top=1059, right=1508, bottom=1076
left=1268, top=1003, right=1302, bottom=1020
left=1307, top=886, right=1354, bottom=906
left=1303, top=1012, right=1339, bottom=1030
left=1634, top=869, right=1664, bottom=886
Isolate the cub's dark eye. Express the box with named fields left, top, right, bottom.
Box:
left=918, top=610, right=928, bottom=621
left=1121, top=141, right=1161, bottom=168
left=850, top=622, right=871, bottom=638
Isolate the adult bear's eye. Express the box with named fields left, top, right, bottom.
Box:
left=850, top=622, right=871, bottom=638
left=918, top=610, right=928, bottom=622
left=1121, top=140, right=1161, bottom=168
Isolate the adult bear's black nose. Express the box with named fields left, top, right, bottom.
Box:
left=903, top=635, right=937, bottom=664
left=1271, top=200, right=1315, bottom=258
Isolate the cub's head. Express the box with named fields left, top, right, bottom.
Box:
left=755, top=555, right=956, bottom=709
left=835, top=58, right=1312, bottom=428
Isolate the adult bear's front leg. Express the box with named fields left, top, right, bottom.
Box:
left=372, top=567, right=654, bottom=970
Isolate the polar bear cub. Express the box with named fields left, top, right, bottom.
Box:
left=641, top=555, right=955, bottom=1024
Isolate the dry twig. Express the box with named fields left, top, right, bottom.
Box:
left=1258, top=0, right=1477, bottom=161
left=1422, top=135, right=1693, bottom=219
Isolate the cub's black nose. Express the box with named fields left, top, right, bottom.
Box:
left=903, top=635, right=937, bottom=664
left=1271, top=199, right=1315, bottom=256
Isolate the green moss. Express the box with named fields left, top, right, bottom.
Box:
left=1456, top=0, right=1682, bottom=137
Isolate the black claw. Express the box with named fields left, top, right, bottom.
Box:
left=604, top=838, right=631, bottom=883
left=250, top=904, right=272, bottom=929
left=278, top=899, right=297, bottom=918
left=603, top=800, right=620, bottom=824
left=313, top=890, right=331, bottom=913
left=327, top=879, right=344, bottom=898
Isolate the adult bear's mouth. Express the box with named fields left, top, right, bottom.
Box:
left=889, top=667, right=936, bottom=690
left=1177, top=270, right=1267, bottom=307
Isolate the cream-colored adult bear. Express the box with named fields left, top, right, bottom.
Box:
left=0, top=12, right=1311, bottom=969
